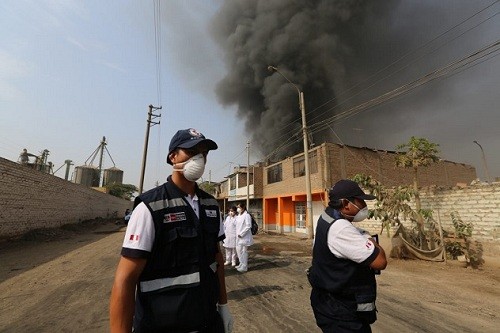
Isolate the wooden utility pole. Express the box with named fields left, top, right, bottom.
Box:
left=139, top=104, right=161, bottom=194
left=246, top=141, right=250, bottom=210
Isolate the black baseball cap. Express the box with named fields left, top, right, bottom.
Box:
left=328, top=179, right=376, bottom=201
left=167, top=128, right=218, bottom=165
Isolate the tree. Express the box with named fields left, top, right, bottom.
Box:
left=199, top=181, right=217, bottom=196
left=352, top=174, right=414, bottom=237
left=353, top=173, right=442, bottom=255
left=395, top=137, right=439, bottom=235
left=106, top=183, right=138, bottom=200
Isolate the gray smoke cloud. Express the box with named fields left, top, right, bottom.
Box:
left=210, top=0, right=407, bottom=158
left=210, top=0, right=499, bottom=169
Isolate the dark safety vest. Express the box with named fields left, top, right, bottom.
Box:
left=132, top=178, right=222, bottom=333
left=309, top=207, right=378, bottom=324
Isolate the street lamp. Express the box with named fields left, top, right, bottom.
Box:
left=473, top=140, right=491, bottom=182
left=268, top=65, right=314, bottom=239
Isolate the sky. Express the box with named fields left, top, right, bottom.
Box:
left=0, top=0, right=499, bottom=194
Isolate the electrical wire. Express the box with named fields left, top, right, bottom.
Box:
left=152, top=0, right=163, bottom=186
left=308, top=1, right=499, bottom=119
left=260, top=1, right=500, bottom=150
left=326, top=125, right=394, bottom=184
left=153, top=0, right=162, bottom=107
left=256, top=40, right=500, bottom=163
left=308, top=40, right=500, bottom=134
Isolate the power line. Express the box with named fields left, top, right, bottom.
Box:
left=210, top=146, right=248, bottom=177
left=152, top=0, right=163, bottom=187
left=308, top=41, right=500, bottom=134
left=308, top=1, right=500, bottom=119
left=327, top=125, right=393, bottom=184
left=153, top=0, right=162, bottom=107
left=256, top=40, right=499, bottom=163
left=306, top=9, right=500, bottom=128
left=260, top=1, right=500, bottom=150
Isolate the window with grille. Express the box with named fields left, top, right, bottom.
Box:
left=267, top=164, right=282, bottom=184
left=295, top=202, right=306, bottom=229
left=293, top=150, right=318, bottom=178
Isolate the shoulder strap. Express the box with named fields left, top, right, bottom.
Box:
left=321, top=211, right=337, bottom=224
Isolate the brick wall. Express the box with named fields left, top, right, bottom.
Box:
left=264, top=146, right=325, bottom=197
left=356, top=182, right=500, bottom=255
left=263, top=143, right=476, bottom=197
left=324, top=143, right=477, bottom=187
left=0, top=157, right=132, bottom=239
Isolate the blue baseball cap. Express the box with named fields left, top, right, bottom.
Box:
left=328, top=179, right=376, bottom=201
left=167, top=128, right=217, bottom=164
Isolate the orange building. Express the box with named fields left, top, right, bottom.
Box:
left=216, top=142, right=476, bottom=237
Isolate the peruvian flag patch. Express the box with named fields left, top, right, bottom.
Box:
left=164, top=212, right=187, bottom=223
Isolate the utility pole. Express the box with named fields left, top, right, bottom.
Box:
left=139, top=104, right=162, bottom=194
left=267, top=65, right=314, bottom=239
left=98, top=136, right=106, bottom=186
left=246, top=140, right=250, bottom=210
left=299, top=91, right=314, bottom=239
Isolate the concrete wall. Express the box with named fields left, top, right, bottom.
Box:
left=0, top=157, right=132, bottom=239
left=357, top=182, right=500, bottom=254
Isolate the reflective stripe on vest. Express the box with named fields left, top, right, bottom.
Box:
left=149, top=198, right=187, bottom=212
left=357, top=302, right=376, bottom=311
left=140, top=272, right=200, bottom=292
left=209, top=262, right=217, bottom=273
left=200, top=198, right=218, bottom=207
left=321, top=211, right=335, bottom=224
left=140, top=262, right=217, bottom=292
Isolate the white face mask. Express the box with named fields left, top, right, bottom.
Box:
left=352, top=206, right=369, bottom=222
left=236, top=207, right=242, bottom=214
left=173, top=153, right=205, bottom=182
left=344, top=200, right=369, bottom=222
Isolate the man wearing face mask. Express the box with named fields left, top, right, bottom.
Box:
left=308, top=179, right=387, bottom=333
left=110, top=128, right=234, bottom=333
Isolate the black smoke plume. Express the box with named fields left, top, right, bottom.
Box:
left=210, top=0, right=406, bottom=159
left=210, top=0, right=490, bottom=160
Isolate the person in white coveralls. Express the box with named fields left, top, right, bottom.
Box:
left=223, top=206, right=239, bottom=267
left=234, top=202, right=253, bottom=273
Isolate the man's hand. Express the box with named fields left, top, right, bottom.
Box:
left=217, top=303, right=234, bottom=333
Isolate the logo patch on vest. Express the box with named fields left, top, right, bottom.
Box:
left=205, top=209, right=217, bottom=218
left=164, top=212, right=187, bottom=223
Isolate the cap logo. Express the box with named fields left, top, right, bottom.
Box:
left=189, top=128, right=203, bottom=139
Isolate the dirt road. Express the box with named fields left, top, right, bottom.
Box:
left=1, top=220, right=499, bottom=332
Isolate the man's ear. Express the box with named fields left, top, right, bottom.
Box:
left=340, top=199, right=349, bottom=208
left=168, top=151, right=177, bottom=165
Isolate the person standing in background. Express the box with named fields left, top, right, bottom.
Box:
left=234, top=202, right=253, bottom=273
left=223, top=206, right=238, bottom=267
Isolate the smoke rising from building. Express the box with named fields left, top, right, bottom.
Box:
left=210, top=0, right=498, bottom=164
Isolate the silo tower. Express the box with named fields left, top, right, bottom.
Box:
left=74, top=136, right=122, bottom=187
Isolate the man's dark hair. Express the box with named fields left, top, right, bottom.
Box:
left=237, top=202, right=246, bottom=209
left=328, top=199, right=343, bottom=209
left=328, top=197, right=355, bottom=209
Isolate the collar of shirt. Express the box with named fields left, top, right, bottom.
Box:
left=184, top=194, right=200, bottom=218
